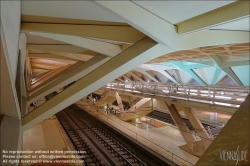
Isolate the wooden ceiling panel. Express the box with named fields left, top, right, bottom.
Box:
left=48, top=51, right=93, bottom=61
left=30, top=58, right=76, bottom=65
left=31, top=62, right=65, bottom=70
left=29, top=53, right=79, bottom=62
left=147, top=43, right=250, bottom=64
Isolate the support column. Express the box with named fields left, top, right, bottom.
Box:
left=183, top=69, right=206, bottom=85
left=127, top=98, right=151, bottom=113
left=211, top=68, right=222, bottom=85
left=159, top=70, right=179, bottom=83
left=169, top=61, right=208, bottom=85
left=183, top=107, right=212, bottom=149
left=165, top=102, right=207, bottom=157
left=115, top=92, right=124, bottom=113
left=211, top=55, right=244, bottom=86
left=96, top=90, right=111, bottom=106
left=120, top=98, right=151, bottom=121
left=22, top=36, right=159, bottom=131
left=27, top=54, right=110, bottom=106
left=165, top=102, right=195, bottom=149
left=132, top=68, right=159, bottom=82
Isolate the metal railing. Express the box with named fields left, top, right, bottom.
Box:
left=206, top=121, right=227, bottom=137
left=106, top=81, right=250, bottom=108
left=96, top=103, right=224, bottom=141
left=76, top=102, right=195, bottom=166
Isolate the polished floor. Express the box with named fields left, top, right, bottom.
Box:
left=190, top=109, right=231, bottom=124
left=22, top=117, right=66, bottom=151
left=21, top=116, right=83, bottom=166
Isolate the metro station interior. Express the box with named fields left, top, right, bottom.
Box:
left=0, top=1, right=249, bottom=166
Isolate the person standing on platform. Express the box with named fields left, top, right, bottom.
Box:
left=106, top=104, right=108, bottom=114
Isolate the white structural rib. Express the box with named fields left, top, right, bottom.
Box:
left=29, top=32, right=122, bottom=57
left=93, top=1, right=179, bottom=47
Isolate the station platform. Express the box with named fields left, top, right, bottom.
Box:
left=185, top=109, right=231, bottom=124
left=21, top=116, right=83, bottom=166
left=76, top=99, right=200, bottom=165
left=22, top=99, right=230, bottom=165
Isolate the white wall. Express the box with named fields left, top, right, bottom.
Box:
left=1, top=0, right=21, bottom=82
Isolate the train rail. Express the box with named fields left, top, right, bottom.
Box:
left=56, top=112, right=103, bottom=165
left=146, top=110, right=210, bottom=131
left=56, top=104, right=148, bottom=166
left=146, top=110, right=224, bottom=138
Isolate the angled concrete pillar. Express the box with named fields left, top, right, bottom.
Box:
left=174, top=69, right=183, bottom=83
left=96, top=90, right=111, bottom=106
left=211, top=55, right=244, bottom=86
left=93, top=1, right=178, bottom=47
left=165, top=102, right=207, bottom=157
left=115, top=92, right=124, bottom=113
left=141, top=71, right=159, bottom=82
left=29, top=62, right=83, bottom=95
left=223, top=68, right=243, bottom=86
left=211, top=68, right=222, bottom=85
left=127, top=98, right=151, bottom=113
left=123, top=74, right=132, bottom=81
left=127, top=96, right=133, bottom=103
left=120, top=98, right=151, bottom=121
left=159, top=70, right=178, bottom=83
left=169, top=61, right=208, bottom=85
left=165, top=102, right=195, bottom=148
left=116, top=77, right=124, bottom=82
left=30, top=32, right=122, bottom=57
left=129, top=72, right=144, bottom=82
left=134, top=68, right=159, bottom=82
left=22, top=36, right=159, bottom=131
left=184, top=69, right=206, bottom=85
left=22, top=21, right=144, bottom=44
left=27, top=54, right=110, bottom=105
left=183, top=107, right=212, bottom=149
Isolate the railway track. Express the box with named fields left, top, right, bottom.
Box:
left=146, top=110, right=210, bottom=131
left=56, top=104, right=147, bottom=166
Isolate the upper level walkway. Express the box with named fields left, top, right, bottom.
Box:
left=105, top=82, right=250, bottom=114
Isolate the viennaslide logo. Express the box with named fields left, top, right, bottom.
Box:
left=220, top=146, right=248, bottom=165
